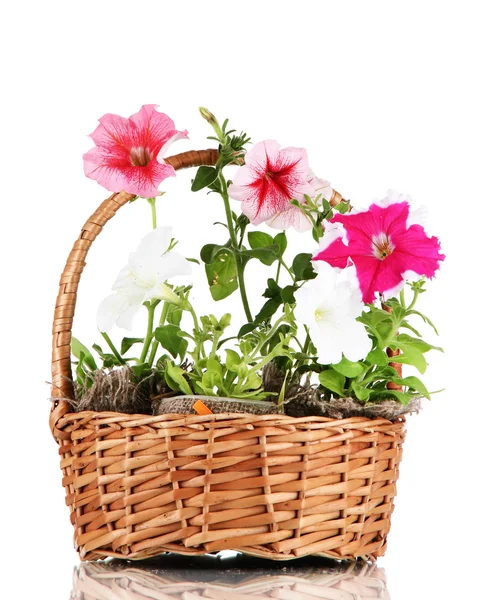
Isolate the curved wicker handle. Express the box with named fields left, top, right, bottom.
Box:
left=49, top=148, right=346, bottom=439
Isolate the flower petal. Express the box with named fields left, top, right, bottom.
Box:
left=97, top=293, right=130, bottom=332
left=128, top=104, right=188, bottom=157
left=156, top=252, right=192, bottom=281
left=336, top=321, right=373, bottom=362
left=393, top=224, right=445, bottom=278
left=266, top=204, right=312, bottom=232
left=137, top=226, right=173, bottom=256
left=228, top=140, right=314, bottom=229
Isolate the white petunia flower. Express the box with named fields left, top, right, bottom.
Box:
left=97, top=227, right=192, bottom=332
left=294, top=262, right=372, bottom=365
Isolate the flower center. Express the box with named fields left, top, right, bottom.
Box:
left=314, top=307, right=324, bottom=322
left=129, top=146, right=153, bottom=167
left=372, top=232, right=395, bottom=260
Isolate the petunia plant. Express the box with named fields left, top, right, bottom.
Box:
left=72, top=105, right=445, bottom=414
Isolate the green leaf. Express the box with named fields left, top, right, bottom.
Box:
left=241, top=245, right=279, bottom=266
left=245, top=372, right=263, bottom=390
left=375, top=390, right=413, bottom=405
left=131, top=363, right=152, bottom=379
left=365, top=365, right=400, bottom=383
left=351, top=382, right=371, bottom=401
left=206, top=358, right=224, bottom=376
left=410, top=310, right=439, bottom=335
left=366, top=347, right=389, bottom=366
left=319, top=370, right=346, bottom=396
left=225, top=349, right=242, bottom=372
left=321, top=197, right=333, bottom=214
left=292, top=253, right=317, bottom=281
left=154, top=324, right=188, bottom=360
left=121, top=337, right=144, bottom=355
left=263, top=278, right=282, bottom=299
left=205, top=251, right=238, bottom=301
left=400, top=320, right=423, bottom=337
left=265, top=324, right=291, bottom=354
left=248, top=231, right=274, bottom=249
left=71, top=337, right=97, bottom=371
left=200, top=243, right=230, bottom=264
left=274, top=232, right=288, bottom=256
left=92, top=344, right=119, bottom=368
left=191, top=166, right=219, bottom=192
left=332, top=356, right=365, bottom=378
left=254, top=298, right=281, bottom=322
left=238, top=322, right=257, bottom=337
left=167, top=305, right=183, bottom=327
left=397, top=375, right=431, bottom=399
left=390, top=344, right=427, bottom=374
left=164, top=361, right=192, bottom=395
left=336, top=201, right=351, bottom=214
left=397, top=334, right=443, bottom=354
left=359, top=307, right=393, bottom=327
left=280, top=285, right=298, bottom=304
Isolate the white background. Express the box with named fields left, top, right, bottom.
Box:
left=1, top=1, right=481, bottom=597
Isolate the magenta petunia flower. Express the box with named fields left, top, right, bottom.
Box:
left=228, top=140, right=315, bottom=231
left=313, top=192, right=445, bottom=303
left=83, top=104, right=188, bottom=197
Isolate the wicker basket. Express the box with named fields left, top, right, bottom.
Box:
left=71, top=555, right=391, bottom=599
left=50, top=149, right=406, bottom=562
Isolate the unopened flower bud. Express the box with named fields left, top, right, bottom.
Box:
left=199, top=107, right=218, bottom=126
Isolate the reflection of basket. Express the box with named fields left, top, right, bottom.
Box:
left=72, top=555, right=391, bottom=599
left=50, top=150, right=406, bottom=562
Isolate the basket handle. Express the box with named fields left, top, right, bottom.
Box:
left=49, top=148, right=346, bottom=439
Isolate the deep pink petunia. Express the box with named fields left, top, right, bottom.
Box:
left=228, top=140, right=315, bottom=231
left=313, top=193, right=445, bottom=303
left=83, top=104, right=188, bottom=197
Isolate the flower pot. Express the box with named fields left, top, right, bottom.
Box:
left=153, top=395, right=282, bottom=416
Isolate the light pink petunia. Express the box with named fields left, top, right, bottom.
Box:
left=228, top=140, right=315, bottom=232
left=83, top=104, right=188, bottom=197
left=313, top=192, right=445, bottom=303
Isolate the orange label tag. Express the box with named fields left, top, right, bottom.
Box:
left=193, top=400, right=213, bottom=415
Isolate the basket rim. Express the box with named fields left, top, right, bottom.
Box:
left=53, top=408, right=406, bottom=441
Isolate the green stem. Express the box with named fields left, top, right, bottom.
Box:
left=186, top=303, right=206, bottom=362
left=253, top=313, right=291, bottom=357
left=280, top=258, right=295, bottom=282
left=407, top=289, right=419, bottom=312
left=139, top=303, right=157, bottom=364
left=101, top=332, right=126, bottom=365
left=400, top=287, right=406, bottom=309
left=147, top=301, right=169, bottom=367
left=293, top=326, right=312, bottom=369
left=147, top=197, right=157, bottom=229
left=245, top=341, right=290, bottom=378
left=218, top=335, right=237, bottom=349
left=275, top=261, right=282, bottom=285
left=302, top=330, right=312, bottom=354
left=219, top=174, right=253, bottom=322
left=209, top=330, right=222, bottom=360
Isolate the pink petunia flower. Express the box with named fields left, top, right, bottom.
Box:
left=313, top=191, right=445, bottom=303
left=83, top=104, right=188, bottom=197
left=228, top=140, right=316, bottom=232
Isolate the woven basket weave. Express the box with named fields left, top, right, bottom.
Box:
left=72, top=555, right=391, bottom=599
left=50, top=149, right=406, bottom=561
